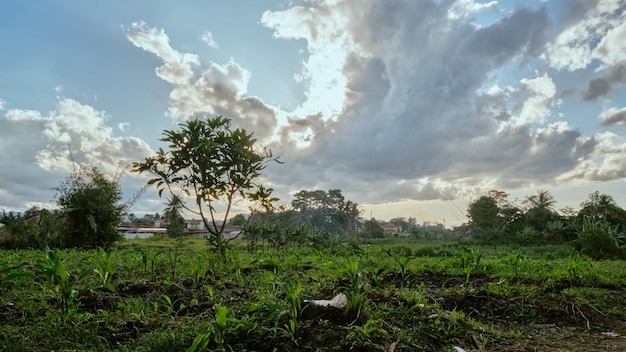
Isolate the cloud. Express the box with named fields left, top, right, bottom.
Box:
left=259, top=1, right=566, bottom=202
left=581, top=63, right=626, bottom=101
left=599, top=107, right=626, bottom=126
left=448, top=0, right=498, bottom=20
left=117, top=122, right=130, bottom=132
left=0, top=98, right=154, bottom=211
left=543, top=0, right=625, bottom=71
left=558, top=131, right=626, bottom=182
left=119, top=1, right=623, bottom=211
left=200, top=31, right=218, bottom=48
left=125, top=22, right=278, bottom=140
left=517, top=73, right=558, bottom=125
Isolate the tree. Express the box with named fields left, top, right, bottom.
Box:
left=54, top=167, right=125, bottom=248
left=578, top=191, right=626, bottom=227
left=523, top=189, right=557, bottom=231
left=467, top=195, right=501, bottom=241
left=163, top=194, right=186, bottom=238
left=468, top=196, right=500, bottom=229
left=291, top=189, right=361, bottom=236
left=229, top=214, right=247, bottom=226
left=361, top=218, right=384, bottom=238
left=389, top=217, right=409, bottom=232
left=132, top=116, right=279, bottom=253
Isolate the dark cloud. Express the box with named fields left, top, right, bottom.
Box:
left=261, top=2, right=584, bottom=204
left=465, top=6, right=550, bottom=64
left=581, top=63, right=626, bottom=101
left=600, top=107, right=626, bottom=126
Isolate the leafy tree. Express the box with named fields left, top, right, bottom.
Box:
left=54, top=167, right=125, bottom=249
left=467, top=196, right=500, bottom=231
left=360, top=218, right=384, bottom=238
left=229, top=214, right=247, bottom=226
left=291, top=189, right=360, bottom=236
left=577, top=191, right=626, bottom=227
left=132, top=116, right=279, bottom=253
left=389, top=217, right=409, bottom=232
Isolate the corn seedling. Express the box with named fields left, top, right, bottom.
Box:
left=276, top=279, right=304, bottom=344
left=387, top=249, right=415, bottom=277
left=33, top=236, right=90, bottom=322
left=187, top=304, right=231, bottom=352
left=344, top=319, right=388, bottom=349
left=341, top=259, right=362, bottom=292
left=135, top=248, right=163, bottom=280
left=458, top=247, right=482, bottom=284
left=91, top=247, right=119, bottom=292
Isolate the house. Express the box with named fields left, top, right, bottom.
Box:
left=185, top=219, right=204, bottom=230
left=381, top=223, right=401, bottom=235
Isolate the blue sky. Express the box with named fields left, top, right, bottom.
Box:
left=1, top=0, right=626, bottom=226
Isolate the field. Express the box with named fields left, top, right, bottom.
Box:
left=1, top=237, right=626, bottom=351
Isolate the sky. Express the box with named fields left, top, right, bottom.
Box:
left=1, top=0, right=626, bottom=227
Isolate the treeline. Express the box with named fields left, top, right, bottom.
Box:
left=466, top=189, right=626, bottom=259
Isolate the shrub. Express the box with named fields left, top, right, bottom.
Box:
left=54, top=167, right=125, bottom=249
left=577, top=227, right=622, bottom=260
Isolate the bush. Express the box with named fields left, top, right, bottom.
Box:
left=577, top=227, right=622, bottom=260
left=54, top=167, right=125, bottom=249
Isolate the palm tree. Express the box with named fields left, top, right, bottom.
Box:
left=524, top=189, right=556, bottom=212
left=524, top=190, right=557, bottom=231
left=164, top=195, right=186, bottom=237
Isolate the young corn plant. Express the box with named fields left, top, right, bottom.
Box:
left=187, top=304, right=232, bottom=352
left=276, top=279, right=304, bottom=345
left=458, top=247, right=482, bottom=284
left=387, top=249, right=415, bottom=277
left=34, top=236, right=90, bottom=323
left=342, top=259, right=363, bottom=293
left=91, top=247, right=119, bottom=292
left=135, top=248, right=163, bottom=281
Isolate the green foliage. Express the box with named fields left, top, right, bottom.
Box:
left=3, top=239, right=626, bottom=351
left=291, top=189, right=360, bottom=236
left=54, top=167, right=125, bottom=249
left=344, top=319, right=388, bottom=349
left=458, top=246, right=482, bottom=283
left=33, top=236, right=91, bottom=322
left=576, top=220, right=624, bottom=260
left=132, top=116, right=279, bottom=253
left=577, top=191, right=626, bottom=227
left=163, top=195, right=186, bottom=238
left=0, top=209, right=62, bottom=249
left=468, top=196, right=501, bottom=238
left=361, top=218, right=384, bottom=238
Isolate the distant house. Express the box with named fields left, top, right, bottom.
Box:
left=381, top=223, right=401, bottom=235
left=185, top=219, right=204, bottom=230
left=153, top=218, right=167, bottom=228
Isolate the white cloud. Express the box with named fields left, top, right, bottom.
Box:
left=557, top=131, right=626, bottom=182
left=126, top=23, right=277, bottom=140
left=516, top=73, right=558, bottom=125
left=117, top=122, right=130, bottom=132
left=448, top=0, right=498, bottom=20
left=543, top=0, right=625, bottom=71
left=0, top=97, right=154, bottom=211
left=200, top=31, right=218, bottom=48
left=599, top=107, right=626, bottom=126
